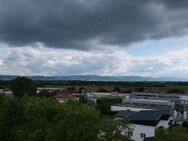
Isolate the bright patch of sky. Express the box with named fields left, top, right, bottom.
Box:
left=123, top=35, right=188, bottom=57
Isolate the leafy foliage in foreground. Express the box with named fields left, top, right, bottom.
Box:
left=155, top=126, right=188, bottom=141
left=0, top=95, right=130, bottom=141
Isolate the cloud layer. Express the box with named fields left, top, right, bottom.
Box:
left=1, top=44, right=188, bottom=77
left=0, top=0, right=188, bottom=49
left=1, top=0, right=188, bottom=77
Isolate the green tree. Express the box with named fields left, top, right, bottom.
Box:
left=0, top=95, right=24, bottom=141
left=52, top=101, right=101, bottom=141
left=11, top=77, right=37, bottom=97
left=97, top=88, right=108, bottom=92
left=96, top=98, right=122, bottom=115
left=96, top=98, right=111, bottom=115
left=67, top=86, right=76, bottom=92
left=155, top=126, right=188, bottom=141
left=79, top=95, right=87, bottom=103
left=0, top=95, right=130, bottom=141
left=113, top=87, right=121, bottom=93
left=182, top=121, right=188, bottom=129
left=98, top=118, right=131, bottom=141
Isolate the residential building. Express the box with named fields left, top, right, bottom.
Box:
left=55, top=90, right=79, bottom=103
left=116, top=109, right=173, bottom=141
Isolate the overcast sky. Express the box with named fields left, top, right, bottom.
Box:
left=0, top=0, right=188, bottom=77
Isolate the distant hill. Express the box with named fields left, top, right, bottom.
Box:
left=0, top=75, right=186, bottom=81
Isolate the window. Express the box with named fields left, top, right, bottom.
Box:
left=158, top=126, right=164, bottom=129
left=140, top=133, right=146, bottom=138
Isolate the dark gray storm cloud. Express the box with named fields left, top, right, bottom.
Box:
left=0, top=0, right=188, bottom=49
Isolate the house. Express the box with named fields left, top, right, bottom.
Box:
left=55, top=90, right=79, bottom=103
left=1, top=89, right=13, bottom=96
left=115, top=109, right=173, bottom=141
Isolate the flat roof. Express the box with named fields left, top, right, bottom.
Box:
left=116, top=109, right=172, bottom=126
left=123, top=98, right=171, bottom=105
left=112, top=103, right=170, bottom=110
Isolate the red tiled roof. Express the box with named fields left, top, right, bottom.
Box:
left=55, top=91, right=76, bottom=100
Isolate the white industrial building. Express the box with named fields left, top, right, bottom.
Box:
left=111, top=93, right=188, bottom=141
left=116, top=109, right=173, bottom=141
left=111, top=105, right=156, bottom=112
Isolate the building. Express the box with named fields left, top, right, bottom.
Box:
left=37, top=87, right=66, bottom=93
left=111, top=92, right=188, bottom=141
left=115, top=109, right=173, bottom=141
left=111, top=104, right=156, bottom=112
left=1, top=88, right=13, bottom=96
left=84, top=92, right=129, bottom=104
left=55, top=90, right=79, bottom=103
left=111, top=92, right=188, bottom=120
